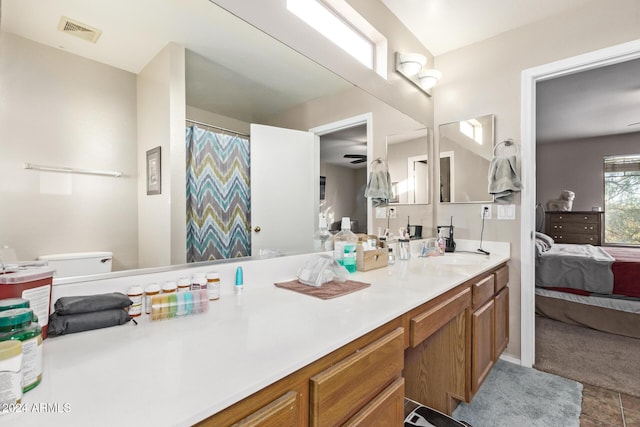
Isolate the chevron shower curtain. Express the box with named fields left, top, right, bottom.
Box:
left=186, top=125, right=250, bottom=261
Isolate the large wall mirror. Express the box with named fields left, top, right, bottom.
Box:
left=387, top=128, right=432, bottom=205
left=0, top=0, right=429, bottom=281
left=439, top=114, right=495, bottom=203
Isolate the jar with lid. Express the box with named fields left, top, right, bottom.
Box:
left=127, top=286, right=143, bottom=318
left=0, top=341, right=23, bottom=411
left=177, top=277, right=191, bottom=293
left=0, top=308, right=42, bottom=392
left=206, top=272, right=221, bottom=300
left=191, top=273, right=207, bottom=291
left=144, top=283, right=161, bottom=315
left=0, top=298, right=30, bottom=312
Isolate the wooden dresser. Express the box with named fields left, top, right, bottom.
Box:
left=545, top=211, right=604, bottom=245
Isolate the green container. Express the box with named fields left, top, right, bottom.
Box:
left=0, top=298, right=30, bottom=312
left=0, top=308, right=43, bottom=393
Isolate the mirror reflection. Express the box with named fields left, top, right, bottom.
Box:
left=386, top=128, right=432, bottom=205
left=439, top=114, right=495, bottom=203
left=1, top=0, right=430, bottom=282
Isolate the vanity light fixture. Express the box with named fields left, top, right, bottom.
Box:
left=396, top=53, right=426, bottom=76
left=418, top=69, right=442, bottom=90
left=395, top=52, right=441, bottom=97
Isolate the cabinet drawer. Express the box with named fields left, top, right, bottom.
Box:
left=551, top=213, right=600, bottom=223
left=472, top=275, right=494, bottom=309
left=549, top=222, right=598, bottom=234
left=551, top=233, right=599, bottom=244
left=310, top=327, right=404, bottom=427
left=343, top=377, right=405, bottom=427
left=494, top=265, right=508, bottom=293
left=231, top=391, right=299, bottom=427
left=410, top=287, right=471, bottom=347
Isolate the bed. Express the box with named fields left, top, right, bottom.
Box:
left=534, top=231, right=640, bottom=339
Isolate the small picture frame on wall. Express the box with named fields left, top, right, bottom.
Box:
left=146, top=146, right=161, bottom=195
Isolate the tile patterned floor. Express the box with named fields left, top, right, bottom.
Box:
left=580, top=384, right=640, bottom=426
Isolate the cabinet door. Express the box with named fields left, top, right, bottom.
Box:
left=230, top=391, right=299, bottom=427
left=344, top=377, right=405, bottom=427
left=471, top=299, right=494, bottom=396
left=310, top=328, right=404, bottom=427
left=494, top=287, right=509, bottom=360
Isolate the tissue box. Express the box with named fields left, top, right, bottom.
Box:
left=356, top=245, right=388, bottom=271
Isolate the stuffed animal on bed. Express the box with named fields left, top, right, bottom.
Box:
left=546, top=190, right=575, bottom=211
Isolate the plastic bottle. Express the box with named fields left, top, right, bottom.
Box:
left=206, top=272, right=221, bottom=300
left=127, top=285, right=143, bottom=318
left=0, top=341, right=23, bottom=410
left=437, top=230, right=446, bottom=255
left=0, top=308, right=42, bottom=393
left=162, top=281, right=177, bottom=294
left=177, top=277, right=191, bottom=292
left=144, top=283, right=160, bottom=315
left=313, top=215, right=333, bottom=252
left=333, top=217, right=358, bottom=273
left=191, top=273, right=207, bottom=291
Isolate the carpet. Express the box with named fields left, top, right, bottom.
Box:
left=535, top=315, right=640, bottom=397
left=451, top=359, right=582, bottom=427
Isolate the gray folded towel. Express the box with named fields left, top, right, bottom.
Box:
left=488, top=155, right=521, bottom=203
left=364, top=169, right=393, bottom=206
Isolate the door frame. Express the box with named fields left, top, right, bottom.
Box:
left=519, top=38, right=640, bottom=367
left=310, top=113, right=374, bottom=234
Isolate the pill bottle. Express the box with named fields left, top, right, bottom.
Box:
left=162, top=281, right=177, bottom=294
left=0, top=308, right=43, bottom=392
left=206, top=272, right=221, bottom=300
left=177, top=277, right=191, bottom=292
left=191, top=273, right=207, bottom=291
left=0, top=341, right=23, bottom=410
left=127, top=285, right=143, bottom=318
left=144, top=283, right=161, bottom=315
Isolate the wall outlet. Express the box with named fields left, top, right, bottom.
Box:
left=375, top=207, right=387, bottom=219
left=480, top=204, right=492, bottom=219
left=388, top=207, right=397, bottom=219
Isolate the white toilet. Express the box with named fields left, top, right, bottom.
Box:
left=38, top=251, right=113, bottom=278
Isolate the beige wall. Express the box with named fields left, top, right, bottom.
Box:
left=0, top=33, right=138, bottom=271
left=537, top=132, right=640, bottom=211
left=136, top=43, right=186, bottom=268
left=435, top=0, right=640, bottom=358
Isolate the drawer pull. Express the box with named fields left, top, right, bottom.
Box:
left=584, top=216, right=588, bottom=220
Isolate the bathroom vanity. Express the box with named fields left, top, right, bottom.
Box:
left=4, top=241, right=509, bottom=426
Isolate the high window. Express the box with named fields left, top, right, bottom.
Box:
left=459, top=119, right=483, bottom=145
left=603, top=154, right=640, bottom=245
left=287, top=0, right=387, bottom=78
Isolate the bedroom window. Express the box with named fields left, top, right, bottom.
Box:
left=603, top=154, right=640, bottom=245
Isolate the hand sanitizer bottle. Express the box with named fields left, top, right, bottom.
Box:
left=333, top=217, right=357, bottom=273
left=313, top=214, right=333, bottom=252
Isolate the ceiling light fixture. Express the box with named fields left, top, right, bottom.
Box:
left=395, top=52, right=441, bottom=97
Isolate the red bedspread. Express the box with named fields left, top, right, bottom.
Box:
left=603, top=246, right=640, bottom=298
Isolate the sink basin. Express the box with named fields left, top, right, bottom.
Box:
left=426, top=253, right=487, bottom=266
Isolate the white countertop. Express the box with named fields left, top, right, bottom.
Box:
left=3, top=241, right=509, bottom=426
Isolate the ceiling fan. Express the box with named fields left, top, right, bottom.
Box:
left=343, top=154, right=367, bottom=164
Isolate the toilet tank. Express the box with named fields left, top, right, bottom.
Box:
left=38, top=251, right=113, bottom=278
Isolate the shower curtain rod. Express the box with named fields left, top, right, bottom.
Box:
left=185, top=119, right=250, bottom=138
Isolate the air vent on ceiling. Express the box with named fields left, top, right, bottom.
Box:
left=57, top=16, right=102, bottom=43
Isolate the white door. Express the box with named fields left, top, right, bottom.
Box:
left=250, top=124, right=317, bottom=255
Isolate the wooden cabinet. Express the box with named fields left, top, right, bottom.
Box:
left=310, top=327, right=404, bottom=427
left=343, top=377, right=405, bottom=427
left=404, top=287, right=471, bottom=414
left=231, top=391, right=300, bottom=427
left=470, top=265, right=509, bottom=399
left=545, top=211, right=603, bottom=245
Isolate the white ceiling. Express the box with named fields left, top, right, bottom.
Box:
left=383, top=0, right=640, bottom=143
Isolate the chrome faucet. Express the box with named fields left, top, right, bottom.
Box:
left=437, top=216, right=456, bottom=253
